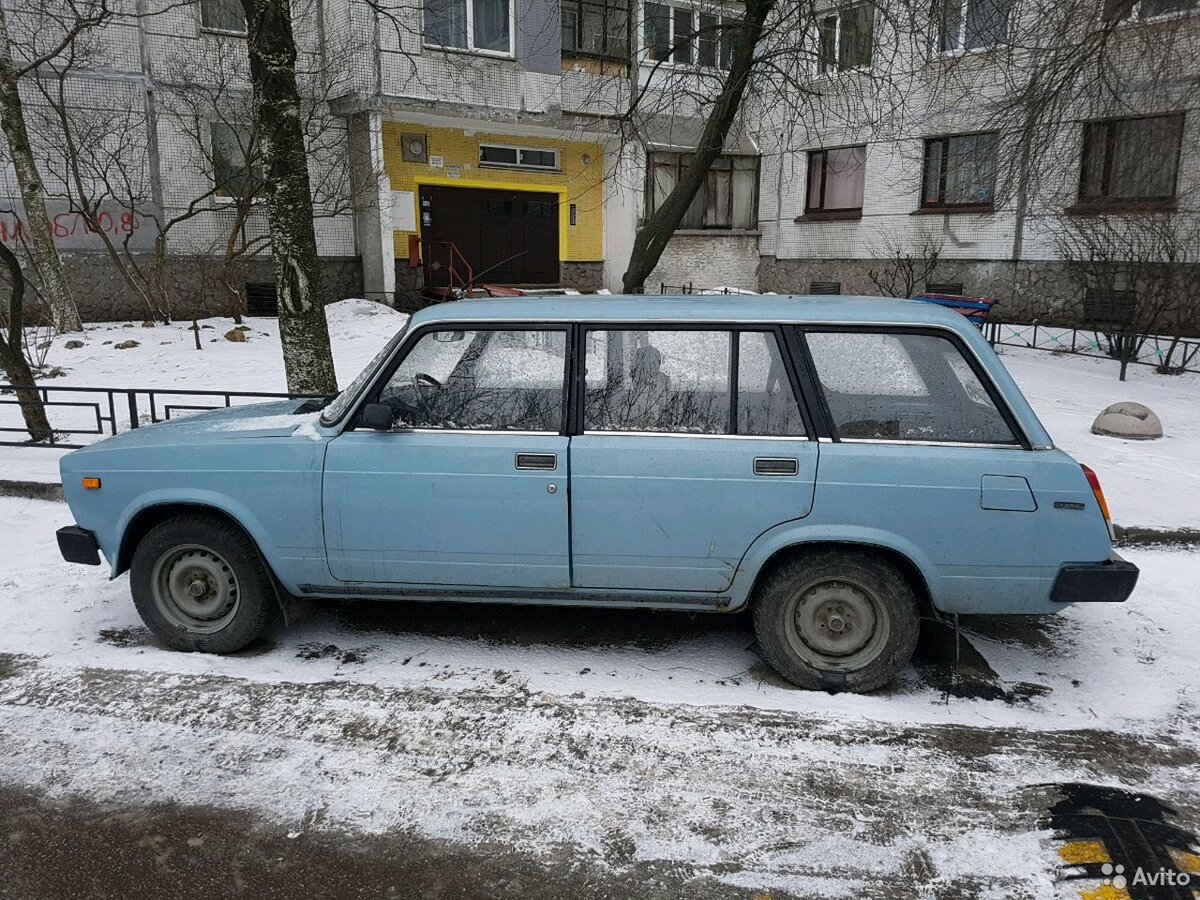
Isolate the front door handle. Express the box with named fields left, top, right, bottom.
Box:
left=754, top=457, right=798, bottom=476
left=516, top=452, right=557, bottom=471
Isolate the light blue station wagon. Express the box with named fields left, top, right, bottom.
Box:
left=57, top=296, right=1138, bottom=691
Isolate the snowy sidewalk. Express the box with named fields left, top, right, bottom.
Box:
left=1, top=494, right=1198, bottom=897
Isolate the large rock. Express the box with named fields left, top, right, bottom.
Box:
left=1091, top=402, right=1163, bottom=440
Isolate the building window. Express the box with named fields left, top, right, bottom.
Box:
left=200, top=0, right=246, bottom=33
left=648, top=152, right=758, bottom=229
left=921, top=133, right=997, bottom=209
left=1078, top=114, right=1183, bottom=206
left=425, top=0, right=512, bottom=54
left=1104, top=0, right=1197, bottom=21
left=562, top=0, right=630, bottom=59
left=805, top=145, right=866, bottom=217
left=643, top=2, right=738, bottom=68
left=210, top=123, right=262, bottom=200
left=935, top=0, right=1010, bottom=51
left=479, top=144, right=561, bottom=171
left=817, top=4, right=873, bottom=73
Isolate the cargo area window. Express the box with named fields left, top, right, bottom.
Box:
left=805, top=330, right=1018, bottom=444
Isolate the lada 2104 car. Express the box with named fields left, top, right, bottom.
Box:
left=56, top=296, right=1139, bottom=692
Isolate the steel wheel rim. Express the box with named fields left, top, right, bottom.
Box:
left=784, top=576, right=891, bottom=672
left=150, top=544, right=240, bottom=634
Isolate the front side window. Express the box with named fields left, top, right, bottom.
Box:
left=817, top=4, right=873, bottom=73
left=805, top=330, right=1017, bottom=444
left=805, top=145, right=866, bottom=215
left=563, top=0, right=630, bottom=59
left=1079, top=114, right=1183, bottom=205
left=648, top=152, right=758, bottom=229
left=377, top=329, right=566, bottom=431
left=210, top=123, right=263, bottom=199
left=201, top=0, right=246, bottom=32
left=935, top=0, right=1011, bottom=51
left=425, top=0, right=512, bottom=53
left=584, top=330, right=731, bottom=433
left=643, top=2, right=739, bottom=68
left=921, top=133, right=997, bottom=208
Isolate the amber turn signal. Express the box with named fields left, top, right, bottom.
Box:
left=81, top=477, right=102, bottom=490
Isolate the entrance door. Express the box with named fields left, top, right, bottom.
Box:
left=322, top=326, right=571, bottom=587
left=419, top=185, right=560, bottom=285
left=568, top=328, right=819, bottom=593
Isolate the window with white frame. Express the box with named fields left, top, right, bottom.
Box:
left=563, top=0, right=631, bottom=59
left=643, top=2, right=739, bottom=68
left=200, top=0, right=246, bottom=33
left=425, top=0, right=512, bottom=53
left=210, top=123, right=262, bottom=200
left=648, top=152, right=758, bottom=229
left=935, top=0, right=1011, bottom=51
left=816, top=4, right=873, bottom=72
left=479, top=144, right=561, bottom=171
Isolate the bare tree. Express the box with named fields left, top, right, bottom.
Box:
left=0, top=0, right=108, bottom=332
left=239, top=0, right=337, bottom=394
left=867, top=227, right=943, bottom=298
left=0, top=240, right=52, bottom=441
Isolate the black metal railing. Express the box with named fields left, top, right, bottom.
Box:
left=0, top=383, right=327, bottom=449
left=983, top=322, right=1200, bottom=375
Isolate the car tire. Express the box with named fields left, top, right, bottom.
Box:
left=130, top=514, right=276, bottom=653
left=752, top=548, right=920, bottom=693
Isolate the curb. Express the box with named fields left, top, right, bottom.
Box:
left=1, top=479, right=1197, bottom=547
left=0, top=480, right=64, bottom=503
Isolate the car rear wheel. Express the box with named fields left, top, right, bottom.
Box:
left=752, top=548, right=920, bottom=692
left=130, top=515, right=275, bottom=653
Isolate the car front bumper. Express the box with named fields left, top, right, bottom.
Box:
left=57, top=525, right=101, bottom=566
left=1050, top=554, right=1139, bottom=604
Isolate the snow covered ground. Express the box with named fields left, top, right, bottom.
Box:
left=0, top=495, right=1198, bottom=897
left=2, top=298, right=1197, bottom=528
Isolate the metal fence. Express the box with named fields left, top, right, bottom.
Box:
left=984, top=322, right=1200, bottom=375
left=0, top=384, right=326, bottom=449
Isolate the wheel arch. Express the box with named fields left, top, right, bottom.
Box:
left=116, top=501, right=299, bottom=624
left=731, top=525, right=943, bottom=621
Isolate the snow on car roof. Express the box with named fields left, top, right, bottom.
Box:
left=408, top=295, right=972, bottom=328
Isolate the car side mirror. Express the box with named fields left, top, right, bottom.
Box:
left=358, top=402, right=393, bottom=431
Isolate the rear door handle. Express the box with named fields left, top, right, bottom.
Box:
left=516, top=452, right=557, bottom=471
left=754, top=457, right=798, bottom=476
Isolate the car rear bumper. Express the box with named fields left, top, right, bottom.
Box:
left=57, top=525, right=101, bottom=566
left=1050, top=554, right=1139, bottom=603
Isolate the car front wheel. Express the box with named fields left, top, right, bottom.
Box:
left=752, top=548, right=920, bottom=692
left=130, top=514, right=276, bottom=653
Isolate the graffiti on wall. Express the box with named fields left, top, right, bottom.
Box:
left=0, top=202, right=156, bottom=251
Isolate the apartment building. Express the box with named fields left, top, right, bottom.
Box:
left=0, top=0, right=759, bottom=320
left=753, top=0, right=1200, bottom=324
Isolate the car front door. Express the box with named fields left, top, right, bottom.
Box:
left=568, top=327, right=819, bottom=593
left=322, top=326, right=571, bottom=588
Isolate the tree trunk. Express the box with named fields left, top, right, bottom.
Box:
left=0, top=241, right=53, bottom=442
left=621, top=0, right=774, bottom=293
left=240, top=0, right=337, bottom=395
left=0, top=5, right=82, bottom=334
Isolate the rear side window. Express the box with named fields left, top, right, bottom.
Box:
left=584, top=329, right=730, bottom=434
left=805, top=331, right=1017, bottom=444
left=377, top=328, right=566, bottom=431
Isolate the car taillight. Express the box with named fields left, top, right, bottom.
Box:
left=1081, top=464, right=1114, bottom=539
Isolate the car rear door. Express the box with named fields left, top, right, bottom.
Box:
left=322, top=326, right=571, bottom=588
left=568, top=327, right=819, bottom=593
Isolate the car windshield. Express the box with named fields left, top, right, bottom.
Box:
left=320, top=322, right=410, bottom=425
